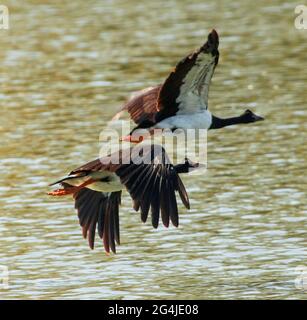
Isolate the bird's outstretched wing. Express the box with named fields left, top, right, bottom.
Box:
left=74, top=188, right=121, bottom=253
left=115, top=144, right=190, bottom=228
left=156, top=29, right=219, bottom=121
left=113, top=86, right=161, bottom=124
left=72, top=188, right=121, bottom=254
left=50, top=145, right=190, bottom=253
left=113, top=30, right=219, bottom=125
left=70, top=145, right=190, bottom=229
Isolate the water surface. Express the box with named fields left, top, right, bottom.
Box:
left=0, top=0, right=306, bottom=299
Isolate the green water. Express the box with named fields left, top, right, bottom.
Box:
left=0, top=0, right=306, bottom=299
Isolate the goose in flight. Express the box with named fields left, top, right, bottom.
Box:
left=114, top=29, right=264, bottom=142
left=48, top=144, right=197, bottom=253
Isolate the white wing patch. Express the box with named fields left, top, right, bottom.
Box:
left=176, top=52, right=216, bottom=114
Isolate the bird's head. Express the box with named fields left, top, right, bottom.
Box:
left=175, top=158, right=200, bottom=174
left=240, top=109, right=264, bottom=123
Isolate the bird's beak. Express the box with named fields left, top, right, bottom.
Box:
left=253, top=114, right=265, bottom=122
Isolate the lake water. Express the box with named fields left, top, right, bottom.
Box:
left=0, top=0, right=306, bottom=299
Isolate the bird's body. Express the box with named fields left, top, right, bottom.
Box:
left=154, top=110, right=212, bottom=130
left=48, top=145, right=197, bottom=253
left=48, top=29, right=264, bottom=254
left=115, top=29, right=263, bottom=142
left=58, top=171, right=123, bottom=193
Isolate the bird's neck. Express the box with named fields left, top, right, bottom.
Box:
left=210, top=114, right=247, bottom=129
left=174, top=162, right=190, bottom=174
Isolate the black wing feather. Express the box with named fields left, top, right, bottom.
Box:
left=72, top=187, right=121, bottom=253
left=115, top=145, right=189, bottom=228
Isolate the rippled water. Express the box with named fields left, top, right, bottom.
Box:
left=0, top=0, right=306, bottom=299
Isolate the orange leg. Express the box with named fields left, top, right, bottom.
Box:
left=120, top=129, right=155, bottom=144
left=47, top=179, right=95, bottom=196
left=120, top=135, right=144, bottom=143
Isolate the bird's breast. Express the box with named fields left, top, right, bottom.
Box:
left=89, top=173, right=123, bottom=192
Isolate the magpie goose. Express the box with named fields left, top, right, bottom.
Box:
left=114, top=29, right=263, bottom=142
left=48, top=145, right=197, bottom=253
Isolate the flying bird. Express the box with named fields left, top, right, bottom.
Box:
left=48, top=144, right=198, bottom=253
left=115, top=29, right=264, bottom=142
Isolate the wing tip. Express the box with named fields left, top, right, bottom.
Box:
left=207, top=28, right=219, bottom=49
left=210, top=29, right=219, bottom=39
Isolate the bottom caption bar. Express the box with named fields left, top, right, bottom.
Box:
left=101, top=301, right=205, bottom=318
